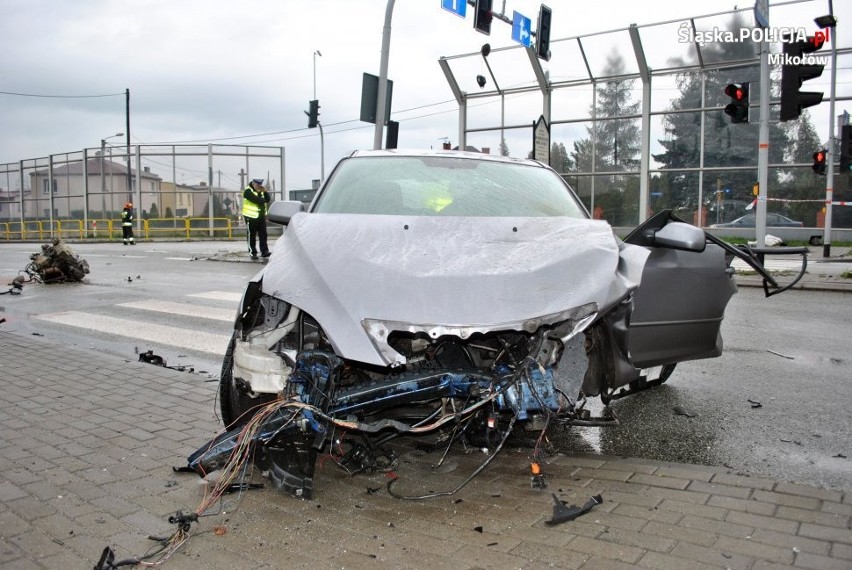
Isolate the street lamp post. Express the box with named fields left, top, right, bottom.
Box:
left=100, top=133, right=124, bottom=218
left=313, top=50, right=325, bottom=180
left=313, top=50, right=321, bottom=100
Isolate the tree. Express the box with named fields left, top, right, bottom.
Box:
left=499, top=138, right=509, bottom=157
left=549, top=142, right=573, bottom=173
left=653, top=13, right=789, bottom=224
left=149, top=203, right=159, bottom=219
left=200, top=194, right=229, bottom=218
left=570, top=49, right=642, bottom=225
left=778, top=111, right=824, bottom=226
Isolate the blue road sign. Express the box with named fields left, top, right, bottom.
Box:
left=512, top=11, right=531, bottom=47
left=441, top=0, right=466, bottom=18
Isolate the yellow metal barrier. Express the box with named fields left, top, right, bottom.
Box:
left=144, top=218, right=189, bottom=239
left=22, top=220, right=43, bottom=241
left=52, top=220, right=85, bottom=240
left=185, top=217, right=233, bottom=239
left=0, top=217, right=235, bottom=240
left=87, top=219, right=116, bottom=239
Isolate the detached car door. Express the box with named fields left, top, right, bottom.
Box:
left=623, top=211, right=736, bottom=369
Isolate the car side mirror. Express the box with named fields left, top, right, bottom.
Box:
left=653, top=222, right=706, bottom=252
left=267, top=201, right=305, bottom=225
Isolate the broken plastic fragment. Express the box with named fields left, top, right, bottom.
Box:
left=545, top=493, right=603, bottom=526
left=531, top=474, right=547, bottom=489
left=139, top=350, right=166, bottom=366
left=673, top=406, right=696, bottom=418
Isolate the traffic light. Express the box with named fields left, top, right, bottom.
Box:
left=386, top=120, right=399, bottom=150
left=536, top=5, right=552, bottom=61
left=812, top=149, right=827, bottom=175
left=840, top=124, right=852, bottom=174
left=474, top=0, right=492, bottom=35
left=780, top=35, right=825, bottom=122
left=307, top=99, right=319, bottom=128
left=723, top=82, right=749, bottom=124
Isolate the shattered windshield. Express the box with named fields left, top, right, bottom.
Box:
left=312, top=155, right=588, bottom=218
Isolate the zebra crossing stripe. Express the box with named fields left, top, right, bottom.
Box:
left=117, top=300, right=234, bottom=322
left=34, top=312, right=230, bottom=355
left=188, top=291, right=242, bottom=302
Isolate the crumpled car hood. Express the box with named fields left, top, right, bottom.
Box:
left=262, top=213, right=648, bottom=366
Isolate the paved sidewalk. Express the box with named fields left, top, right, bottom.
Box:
left=1, top=331, right=850, bottom=569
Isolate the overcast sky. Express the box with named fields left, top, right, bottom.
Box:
left=1, top=0, right=848, bottom=192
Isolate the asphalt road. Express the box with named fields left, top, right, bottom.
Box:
left=552, top=286, right=852, bottom=491
left=1, top=240, right=849, bottom=491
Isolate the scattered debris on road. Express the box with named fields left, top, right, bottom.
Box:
left=24, top=238, right=90, bottom=283
left=767, top=349, right=794, bottom=360
left=545, top=493, right=603, bottom=526
left=1, top=275, right=24, bottom=295
left=138, top=350, right=195, bottom=373
left=673, top=406, right=697, bottom=418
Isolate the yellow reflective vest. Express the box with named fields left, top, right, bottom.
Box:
left=242, top=186, right=264, bottom=219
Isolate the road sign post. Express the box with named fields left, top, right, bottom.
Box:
left=533, top=115, right=550, bottom=164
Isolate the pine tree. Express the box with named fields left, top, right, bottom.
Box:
left=779, top=111, right=824, bottom=226
left=570, top=49, right=642, bottom=225
left=653, top=12, right=789, bottom=224
left=549, top=142, right=574, bottom=173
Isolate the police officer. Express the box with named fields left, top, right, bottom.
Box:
left=121, top=202, right=135, bottom=245
left=242, top=178, right=271, bottom=259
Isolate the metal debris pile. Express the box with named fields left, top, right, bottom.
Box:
left=25, top=238, right=90, bottom=283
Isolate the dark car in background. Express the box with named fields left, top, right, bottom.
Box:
left=710, top=212, right=803, bottom=228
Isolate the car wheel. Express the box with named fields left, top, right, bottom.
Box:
left=219, top=334, right=275, bottom=429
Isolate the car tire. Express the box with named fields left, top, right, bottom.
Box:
left=219, top=333, right=275, bottom=429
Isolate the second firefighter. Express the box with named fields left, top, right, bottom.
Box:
left=121, top=202, right=135, bottom=245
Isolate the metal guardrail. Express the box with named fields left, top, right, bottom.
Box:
left=0, top=217, right=235, bottom=241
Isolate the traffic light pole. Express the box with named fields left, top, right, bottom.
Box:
left=755, top=37, right=769, bottom=246
left=318, top=123, right=325, bottom=180
left=822, top=19, right=838, bottom=258
left=373, top=0, right=395, bottom=150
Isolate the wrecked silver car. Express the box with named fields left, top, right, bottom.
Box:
left=188, top=150, right=804, bottom=498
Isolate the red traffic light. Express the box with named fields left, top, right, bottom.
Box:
left=724, top=84, right=746, bottom=101
left=724, top=83, right=749, bottom=123
left=812, top=149, right=827, bottom=175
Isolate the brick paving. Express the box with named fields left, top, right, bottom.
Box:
left=1, top=330, right=850, bottom=569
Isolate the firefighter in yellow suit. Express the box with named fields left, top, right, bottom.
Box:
left=121, top=202, right=135, bottom=245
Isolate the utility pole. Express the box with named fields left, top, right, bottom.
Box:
left=755, top=33, right=770, bottom=247
left=125, top=88, right=132, bottom=204
left=238, top=168, right=246, bottom=189
left=374, top=0, right=395, bottom=150
left=820, top=8, right=838, bottom=257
